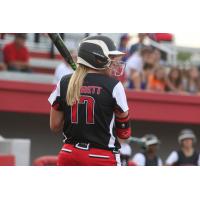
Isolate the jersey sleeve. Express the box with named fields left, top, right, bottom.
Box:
left=120, top=143, right=132, bottom=156
left=48, top=80, right=63, bottom=111
left=158, top=158, right=163, bottom=166
left=112, top=82, right=129, bottom=113
left=198, top=154, right=200, bottom=166
left=132, top=153, right=145, bottom=166
left=165, top=151, right=178, bottom=165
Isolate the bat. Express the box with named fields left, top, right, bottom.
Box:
left=128, top=136, right=145, bottom=145
left=48, top=33, right=77, bottom=71
left=48, top=33, right=144, bottom=146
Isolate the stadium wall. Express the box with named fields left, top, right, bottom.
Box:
left=1, top=112, right=200, bottom=164
left=1, top=80, right=200, bottom=164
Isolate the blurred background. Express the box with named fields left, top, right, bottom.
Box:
left=0, top=33, right=200, bottom=166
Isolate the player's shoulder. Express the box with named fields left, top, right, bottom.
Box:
left=106, top=75, right=120, bottom=86
left=158, top=157, right=163, bottom=166
left=133, top=152, right=145, bottom=160
left=168, top=150, right=178, bottom=158
left=134, top=152, right=145, bottom=157
left=87, top=73, right=120, bottom=88
left=103, top=76, right=122, bottom=92
left=59, top=74, right=73, bottom=95
left=60, top=73, right=73, bottom=85
left=165, top=150, right=179, bottom=165
left=132, top=153, right=145, bottom=166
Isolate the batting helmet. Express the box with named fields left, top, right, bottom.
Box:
left=143, top=134, right=160, bottom=148
left=77, top=35, right=124, bottom=70
left=178, top=129, right=197, bottom=144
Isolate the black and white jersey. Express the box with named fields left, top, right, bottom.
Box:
left=166, top=150, right=200, bottom=166
left=48, top=73, right=129, bottom=150
left=131, top=153, right=163, bottom=166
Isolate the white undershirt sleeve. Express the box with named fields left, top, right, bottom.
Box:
left=165, top=151, right=178, bottom=165
left=48, top=80, right=61, bottom=106
left=158, top=158, right=163, bottom=166
left=132, top=153, right=145, bottom=166
left=198, top=154, right=200, bottom=166
left=120, top=143, right=132, bottom=156
left=112, top=82, right=129, bottom=112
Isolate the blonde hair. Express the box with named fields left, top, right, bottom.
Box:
left=66, top=65, right=89, bottom=106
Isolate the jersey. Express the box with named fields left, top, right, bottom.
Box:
left=166, top=150, right=200, bottom=166
left=144, top=153, right=159, bottom=166
left=132, top=153, right=163, bottom=166
left=48, top=73, right=129, bottom=150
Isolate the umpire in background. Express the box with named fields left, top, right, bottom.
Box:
left=166, top=129, right=200, bottom=166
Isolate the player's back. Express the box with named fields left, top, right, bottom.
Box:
left=60, top=73, right=126, bottom=150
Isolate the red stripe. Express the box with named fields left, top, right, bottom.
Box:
left=71, top=102, right=78, bottom=123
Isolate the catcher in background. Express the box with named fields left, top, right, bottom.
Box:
left=48, top=35, right=131, bottom=166
left=166, top=129, right=200, bottom=166
left=131, top=134, right=163, bottom=166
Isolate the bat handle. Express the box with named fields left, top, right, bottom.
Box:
left=128, top=137, right=145, bottom=145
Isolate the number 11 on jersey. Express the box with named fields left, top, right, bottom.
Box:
left=71, top=95, right=95, bottom=124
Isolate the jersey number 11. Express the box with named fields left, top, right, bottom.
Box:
left=71, top=95, right=95, bottom=124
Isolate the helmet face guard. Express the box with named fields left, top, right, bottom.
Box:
left=108, top=60, right=126, bottom=77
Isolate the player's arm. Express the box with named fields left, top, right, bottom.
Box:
left=50, top=108, right=64, bottom=133
left=132, top=153, right=145, bottom=166
left=198, top=154, right=200, bottom=166
left=113, top=82, right=131, bottom=139
left=115, top=110, right=130, bottom=139
left=158, top=158, right=163, bottom=166
left=48, top=80, right=64, bottom=134
left=165, top=151, right=178, bottom=166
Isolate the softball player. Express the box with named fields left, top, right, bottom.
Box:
left=166, top=129, right=200, bottom=166
left=131, top=134, right=163, bottom=166
left=48, top=35, right=131, bottom=166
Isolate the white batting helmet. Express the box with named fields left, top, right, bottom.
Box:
left=143, top=134, right=160, bottom=148
left=178, top=129, right=197, bottom=144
